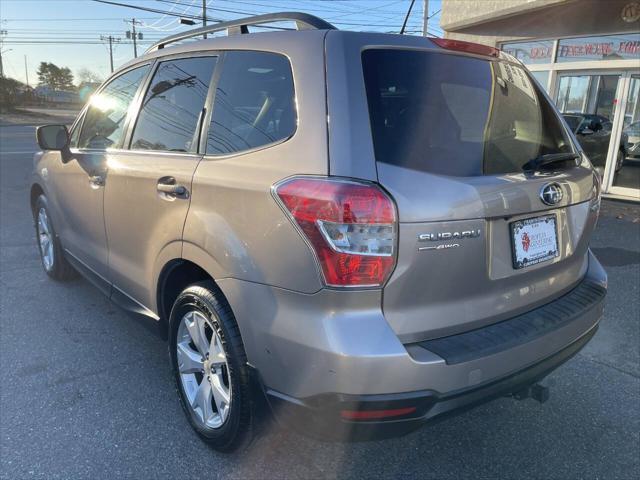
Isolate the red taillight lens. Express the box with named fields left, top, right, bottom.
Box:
left=431, top=38, right=500, bottom=58
left=340, top=407, right=416, bottom=421
left=274, top=177, right=397, bottom=287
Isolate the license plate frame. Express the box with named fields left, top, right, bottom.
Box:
left=510, top=214, right=559, bottom=270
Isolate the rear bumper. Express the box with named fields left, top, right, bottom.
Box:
left=219, top=250, right=606, bottom=439
left=264, top=323, right=598, bottom=440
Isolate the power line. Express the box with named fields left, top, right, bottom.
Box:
left=1, top=17, right=162, bottom=22
left=156, top=0, right=434, bottom=29
left=91, top=0, right=219, bottom=22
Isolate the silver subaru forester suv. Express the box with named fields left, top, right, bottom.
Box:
left=31, top=13, right=607, bottom=451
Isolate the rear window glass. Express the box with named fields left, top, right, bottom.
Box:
left=362, top=49, right=573, bottom=176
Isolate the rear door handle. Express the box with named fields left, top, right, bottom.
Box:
left=157, top=177, right=188, bottom=198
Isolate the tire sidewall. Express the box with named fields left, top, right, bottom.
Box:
left=169, top=287, right=247, bottom=449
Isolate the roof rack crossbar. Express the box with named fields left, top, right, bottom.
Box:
left=146, top=12, right=337, bottom=53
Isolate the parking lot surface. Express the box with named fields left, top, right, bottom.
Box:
left=1, top=123, right=639, bottom=479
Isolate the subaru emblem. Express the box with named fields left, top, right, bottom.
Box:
left=540, top=183, right=564, bottom=206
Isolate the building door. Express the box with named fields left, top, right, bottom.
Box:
left=555, top=73, right=623, bottom=177
left=609, top=74, right=640, bottom=197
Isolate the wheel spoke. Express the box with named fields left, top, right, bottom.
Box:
left=37, top=209, right=54, bottom=269
left=176, top=342, right=204, bottom=374
left=177, top=309, right=232, bottom=429
left=185, top=312, right=209, bottom=357
left=208, top=332, right=226, bottom=365
left=211, top=372, right=230, bottom=417
left=39, top=236, right=48, bottom=255
left=38, top=211, right=49, bottom=235
left=191, top=378, right=214, bottom=424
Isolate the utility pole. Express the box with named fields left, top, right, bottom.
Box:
left=0, top=29, right=7, bottom=78
left=125, top=18, right=143, bottom=58
left=202, top=0, right=207, bottom=39
left=24, top=55, right=29, bottom=87
left=100, top=35, right=120, bottom=73
left=422, top=0, right=429, bottom=36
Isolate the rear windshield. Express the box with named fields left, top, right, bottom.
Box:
left=362, top=49, right=573, bottom=176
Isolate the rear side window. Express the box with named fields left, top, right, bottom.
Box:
left=362, top=49, right=573, bottom=176
left=78, top=65, right=149, bottom=150
left=206, top=51, right=296, bottom=155
left=130, top=56, right=217, bottom=152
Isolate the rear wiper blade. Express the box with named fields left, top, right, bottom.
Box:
left=522, top=152, right=580, bottom=172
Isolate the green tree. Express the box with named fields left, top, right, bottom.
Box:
left=37, top=62, right=75, bottom=91
left=0, top=77, right=29, bottom=111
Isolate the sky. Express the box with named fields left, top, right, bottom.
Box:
left=0, top=0, right=443, bottom=86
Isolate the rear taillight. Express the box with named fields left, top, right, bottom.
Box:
left=274, top=177, right=397, bottom=287
left=340, top=407, right=416, bottom=421
left=431, top=38, right=500, bottom=58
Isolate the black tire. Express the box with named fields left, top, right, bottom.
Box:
left=169, top=281, right=252, bottom=452
left=33, top=195, right=77, bottom=281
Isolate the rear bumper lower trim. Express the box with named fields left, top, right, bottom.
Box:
left=264, top=323, right=599, bottom=441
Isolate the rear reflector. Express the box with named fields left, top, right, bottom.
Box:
left=340, top=407, right=417, bottom=421
left=431, top=38, right=500, bottom=58
left=274, top=177, right=397, bottom=287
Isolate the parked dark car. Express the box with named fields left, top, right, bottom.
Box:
left=624, top=121, right=640, bottom=159
left=563, top=113, right=628, bottom=172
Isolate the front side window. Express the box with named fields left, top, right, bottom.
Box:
left=130, top=56, right=217, bottom=152
left=206, top=51, right=296, bottom=155
left=69, top=111, right=85, bottom=148
left=78, top=65, right=149, bottom=150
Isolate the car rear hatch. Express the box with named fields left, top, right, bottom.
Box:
left=353, top=42, right=600, bottom=343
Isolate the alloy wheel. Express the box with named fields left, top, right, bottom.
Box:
left=37, top=207, right=54, bottom=271
left=176, top=310, right=232, bottom=429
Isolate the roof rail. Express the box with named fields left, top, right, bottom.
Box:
left=146, top=12, right=337, bottom=53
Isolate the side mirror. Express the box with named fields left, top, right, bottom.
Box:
left=36, top=125, right=72, bottom=162
left=36, top=124, right=70, bottom=150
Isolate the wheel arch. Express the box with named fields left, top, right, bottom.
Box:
left=30, top=182, right=46, bottom=218
left=156, top=256, right=225, bottom=340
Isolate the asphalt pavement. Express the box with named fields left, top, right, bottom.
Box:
left=1, top=122, right=639, bottom=479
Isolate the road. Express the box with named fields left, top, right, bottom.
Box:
left=1, top=123, right=638, bottom=480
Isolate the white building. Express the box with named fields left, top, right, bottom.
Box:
left=441, top=0, right=640, bottom=200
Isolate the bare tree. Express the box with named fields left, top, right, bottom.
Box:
left=76, top=68, right=103, bottom=85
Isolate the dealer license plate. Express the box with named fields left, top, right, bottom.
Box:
left=510, top=215, right=559, bottom=269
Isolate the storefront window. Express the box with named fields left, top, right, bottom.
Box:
left=556, top=76, right=591, bottom=113
left=530, top=71, right=550, bottom=91
left=501, top=40, right=554, bottom=64
left=556, top=33, right=640, bottom=62
left=615, top=76, right=640, bottom=190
